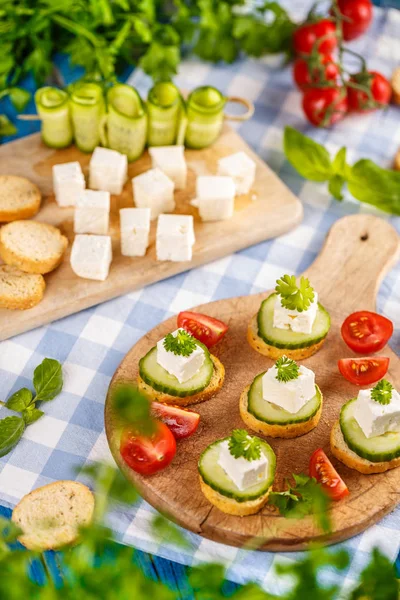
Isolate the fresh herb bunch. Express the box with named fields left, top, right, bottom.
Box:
left=0, top=358, right=63, bottom=457
left=163, top=330, right=197, bottom=356
left=275, top=274, right=315, bottom=312
left=275, top=356, right=300, bottom=383
left=371, top=379, right=393, bottom=405
left=228, top=429, right=261, bottom=461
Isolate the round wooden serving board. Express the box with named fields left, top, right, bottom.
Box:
left=105, top=214, right=400, bottom=551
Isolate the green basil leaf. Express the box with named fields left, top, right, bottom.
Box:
left=332, top=147, right=350, bottom=178
left=8, top=87, right=31, bottom=112
left=328, top=174, right=345, bottom=201
left=22, top=408, right=44, bottom=426
left=283, top=126, right=333, bottom=182
left=0, top=115, right=17, bottom=137
left=347, top=159, right=400, bottom=215
left=6, top=388, right=33, bottom=412
left=0, top=417, right=25, bottom=458
left=33, top=358, right=63, bottom=402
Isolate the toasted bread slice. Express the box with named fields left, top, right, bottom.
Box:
left=247, top=314, right=326, bottom=361
left=239, top=384, right=322, bottom=439
left=12, top=481, right=95, bottom=551
left=199, top=476, right=271, bottom=516
left=0, top=220, right=68, bottom=274
left=0, top=176, right=41, bottom=222
left=0, top=264, right=45, bottom=310
left=330, top=421, right=400, bottom=474
left=138, top=354, right=225, bottom=406
left=394, top=149, right=400, bottom=172
left=391, top=66, right=400, bottom=105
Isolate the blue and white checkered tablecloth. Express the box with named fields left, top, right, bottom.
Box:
left=1, top=3, right=400, bottom=593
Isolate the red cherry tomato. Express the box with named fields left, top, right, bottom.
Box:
left=302, top=87, right=348, bottom=127
left=151, top=402, right=200, bottom=439
left=338, top=357, right=390, bottom=386
left=310, top=449, right=349, bottom=501
left=177, top=311, right=228, bottom=348
left=341, top=311, right=393, bottom=354
left=293, top=54, right=339, bottom=90
left=293, top=19, right=337, bottom=56
left=347, top=71, right=392, bottom=112
left=336, top=0, right=373, bottom=41
left=120, top=421, right=176, bottom=475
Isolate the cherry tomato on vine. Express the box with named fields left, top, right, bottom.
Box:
left=347, top=71, right=392, bottom=112
left=341, top=311, right=393, bottom=354
left=293, top=19, right=337, bottom=56
left=338, top=357, right=390, bottom=386
left=336, top=0, right=373, bottom=41
left=293, top=54, right=339, bottom=90
left=302, top=86, right=348, bottom=127
left=310, top=449, right=349, bottom=501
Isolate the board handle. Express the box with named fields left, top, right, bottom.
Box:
left=303, top=214, right=400, bottom=313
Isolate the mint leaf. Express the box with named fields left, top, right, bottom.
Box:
left=328, top=174, right=345, bottom=200
left=6, top=388, right=33, bottom=412
left=22, top=408, right=44, bottom=426
left=347, top=159, right=400, bottom=215
left=0, top=417, right=25, bottom=458
left=33, top=358, right=63, bottom=402
left=284, top=126, right=333, bottom=182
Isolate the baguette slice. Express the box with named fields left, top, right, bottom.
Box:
left=138, top=354, right=225, bottom=406
left=0, top=176, right=41, bottom=222
left=0, top=220, right=68, bottom=274
left=392, top=66, right=400, bottom=105
left=394, top=149, right=400, bottom=172
left=199, top=476, right=272, bottom=516
left=12, top=481, right=95, bottom=551
left=0, top=264, right=45, bottom=310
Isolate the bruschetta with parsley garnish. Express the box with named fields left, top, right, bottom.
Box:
left=198, top=429, right=276, bottom=516
left=138, top=328, right=225, bottom=406
left=331, top=379, right=400, bottom=474
left=240, top=356, right=323, bottom=438
left=248, top=274, right=331, bottom=360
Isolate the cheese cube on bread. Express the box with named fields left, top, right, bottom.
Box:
left=149, top=146, right=187, bottom=189
left=156, top=214, right=195, bottom=262
left=120, top=207, right=151, bottom=257
left=156, top=329, right=206, bottom=383
left=262, top=364, right=315, bottom=414
left=53, top=162, right=85, bottom=207
left=74, top=190, right=110, bottom=235
left=192, top=176, right=235, bottom=221
left=89, top=147, right=128, bottom=195
left=217, top=151, right=256, bottom=195
left=218, top=440, right=268, bottom=491
left=70, top=234, right=112, bottom=281
left=133, top=168, right=175, bottom=220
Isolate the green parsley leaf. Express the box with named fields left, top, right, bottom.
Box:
left=111, top=382, right=155, bottom=435
left=0, top=115, right=16, bottom=137
left=350, top=548, right=398, bottom=600
left=371, top=379, right=393, bottom=405
left=275, top=274, right=315, bottom=312
left=163, top=330, right=197, bottom=357
left=228, top=429, right=261, bottom=461
left=275, top=356, right=299, bottom=383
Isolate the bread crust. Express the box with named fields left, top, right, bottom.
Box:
left=137, top=354, right=225, bottom=407
left=0, top=176, right=41, bottom=222
left=247, top=314, right=326, bottom=360
left=391, top=66, right=400, bottom=105
left=0, top=265, right=45, bottom=310
left=330, top=421, right=400, bottom=474
left=199, top=476, right=271, bottom=516
left=239, top=384, right=322, bottom=439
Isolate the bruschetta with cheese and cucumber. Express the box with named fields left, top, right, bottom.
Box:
left=198, top=429, right=276, bottom=516
left=331, top=379, right=400, bottom=474
left=248, top=274, right=331, bottom=360
left=240, top=356, right=323, bottom=438
left=138, top=328, right=225, bottom=406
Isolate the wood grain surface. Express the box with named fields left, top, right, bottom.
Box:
left=0, top=125, right=302, bottom=341
left=105, top=214, right=400, bottom=551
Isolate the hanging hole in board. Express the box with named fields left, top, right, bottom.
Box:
left=360, top=233, right=369, bottom=241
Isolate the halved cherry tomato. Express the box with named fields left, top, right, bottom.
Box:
left=347, top=71, right=392, bottom=112
left=341, top=311, right=393, bottom=354
left=120, top=421, right=176, bottom=475
left=310, top=449, right=349, bottom=501
left=302, top=86, right=348, bottom=127
left=336, top=0, right=373, bottom=41
left=293, top=54, right=339, bottom=90
left=151, top=402, right=200, bottom=439
left=338, top=357, right=389, bottom=386
left=177, top=311, right=228, bottom=348
left=293, top=19, right=337, bottom=56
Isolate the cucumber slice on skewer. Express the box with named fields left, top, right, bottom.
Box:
left=106, top=84, right=147, bottom=162
left=185, top=86, right=225, bottom=149
left=35, top=87, right=73, bottom=149
left=69, top=82, right=105, bottom=153
left=147, top=82, right=184, bottom=147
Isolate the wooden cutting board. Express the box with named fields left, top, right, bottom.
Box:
left=0, top=125, right=302, bottom=341
left=105, top=214, right=400, bottom=551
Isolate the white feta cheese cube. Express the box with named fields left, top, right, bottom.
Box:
left=74, top=190, right=110, bottom=235
left=217, top=151, right=256, bottom=195
left=217, top=440, right=268, bottom=491
left=120, top=207, right=151, bottom=257
left=192, top=176, right=235, bottom=222
left=70, top=234, right=112, bottom=281
left=133, top=168, right=175, bottom=220
left=262, top=364, right=315, bottom=414
left=273, top=292, right=319, bottom=335
left=156, top=329, right=205, bottom=383
left=53, top=161, right=85, bottom=207
left=354, top=388, right=400, bottom=438
left=156, top=214, right=195, bottom=262
left=89, top=147, right=128, bottom=195
left=149, top=146, right=187, bottom=189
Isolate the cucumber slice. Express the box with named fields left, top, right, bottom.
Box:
left=69, top=82, right=105, bottom=153
left=185, top=86, right=225, bottom=149
left=107, top=84, right=147, bottom=162
left=147, top=82, right=183, bottom=147
left=35, top=87, right=73, bottom=149
left=198, top=438, right=276, bottom=502
left=247, top=373, right=322, bottom=424
left=139, top=345, right=213, bottom=397
left=340, top=399, right=400, bottom=462
left=257, top=293, right=331, bottom=350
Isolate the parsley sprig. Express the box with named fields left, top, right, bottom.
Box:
left=275, top=274, right=315, bottom=312
left=163, top=329, right=197, bottom=357
left=228, top=429, right=261, bottom=462
left=275, top=356, right=299, bottom=383
left=371, top=379, right=393, bottom=405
